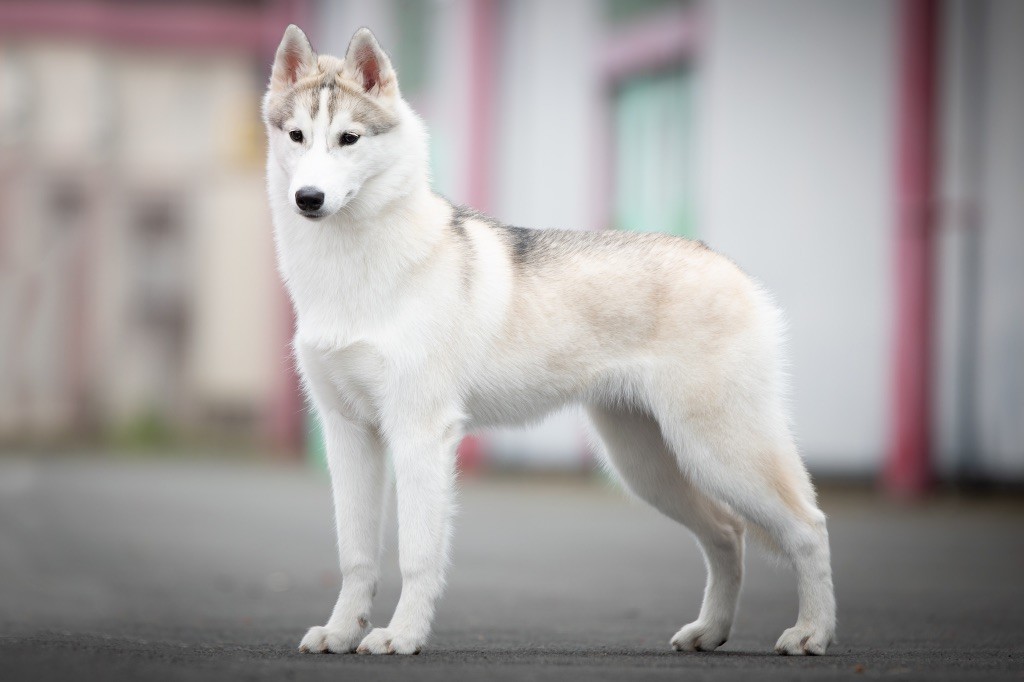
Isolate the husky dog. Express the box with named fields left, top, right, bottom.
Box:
left=263, top=25, right=836, bottom=657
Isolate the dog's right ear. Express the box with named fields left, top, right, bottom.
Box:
left=270, top=25, right=317, bottom=91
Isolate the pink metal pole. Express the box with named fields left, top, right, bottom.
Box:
left=456, top=0, right=498, bottom=472
left=466, top=0, right=497, bottom=214
left=885, top=0, right=939, bottom=496
left=466, top=0, right=497, bottom=212
left=267, top=0, right=311, bottom=459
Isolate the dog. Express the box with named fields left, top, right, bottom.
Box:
left=263, top=25, right=836, bottom=656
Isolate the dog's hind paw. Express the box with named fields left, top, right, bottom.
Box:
left=356, top=627, right=423, bottom=655
left=298, top=620, right=369, bottom=654
left=774, top=624, right=834, bottom=656
left=670, top=619, right=730, bottom=652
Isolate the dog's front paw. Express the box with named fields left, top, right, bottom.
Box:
left=670, top=619, right=730, bottom=652
left=298, top=620, right=370, bottom=654
left=355, top=627, right=424, bottom=655
left=774, top=624, right=834, bottom=656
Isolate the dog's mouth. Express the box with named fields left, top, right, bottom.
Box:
left=297, top=209, right=328, bottom=220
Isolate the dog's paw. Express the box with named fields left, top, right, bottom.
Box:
left=298, top=620, right=370, bottom=654
left=774, top=624, right=834, bottom=656
left=355, top=627, right=423, bottom=655
left=670, top=620, right=730, bottom=652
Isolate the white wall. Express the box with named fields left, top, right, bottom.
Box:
left=974, top=0, right=1024, bottom=477
left=934, top=0, right=1024, bottom=480
left=699, top=0, right=897, bottom=473
left=482, top=0, right=605, bottom=468
left=493, top=0, right=603, bottom=230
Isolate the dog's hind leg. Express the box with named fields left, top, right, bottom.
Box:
left=587, top=405, right=745, bottom=653
left=651, top=388, right=837, bottom=655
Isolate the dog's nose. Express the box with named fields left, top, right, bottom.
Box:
left=295, top=187, right=325, bottom=212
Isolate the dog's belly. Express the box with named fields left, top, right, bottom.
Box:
left=463, top=357, right=588, bottom=429
left=464, top=385, right=569, bottom=429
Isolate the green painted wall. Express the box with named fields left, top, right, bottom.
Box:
left=613, top=68, right=697, bottom=238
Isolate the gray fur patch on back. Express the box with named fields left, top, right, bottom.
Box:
left=501, top=226, right=545, bottom=267
left=443, top=197, right=709, bottom=273
left=493, top=222, right=705, bottom=272
left=448, top=202, right=481, bottom=292
left=449, top=203, right=498, bottom=234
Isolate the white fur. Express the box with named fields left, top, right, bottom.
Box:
left=266, top=26, right=836, bottom=657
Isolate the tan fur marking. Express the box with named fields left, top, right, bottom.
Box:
left=264, top=55, right=398, bottom=134
left=762, top=451, right=816, bottom=525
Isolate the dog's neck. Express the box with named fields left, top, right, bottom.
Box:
left=312, top=179, right=445, bottom=267
left=269, top=100, right=454, bottom=345
left=273, top=164, right=450, bottom=345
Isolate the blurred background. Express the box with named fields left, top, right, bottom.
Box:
left=0, top=0, right=1022, bottom=493
left=1, top=3, right=1024, bottom=680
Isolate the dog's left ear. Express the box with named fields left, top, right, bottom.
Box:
left=342, top=28, right=397, bottom=96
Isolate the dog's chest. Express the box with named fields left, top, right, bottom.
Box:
left=305, top=340, right=389, bottom=422
left=285, top=260, right=385, bottom=347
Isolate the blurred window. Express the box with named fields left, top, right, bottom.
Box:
left=613, top=68, right=696, bottom=237
left=130, top=198, right=189, bottom=416
left=396, top=0, right=432, bottom=96
left=605, top=0, right=693, bottom=25
left=133, top=199, right=187, bottom=329
left=0, top=48, right=29, bottom=149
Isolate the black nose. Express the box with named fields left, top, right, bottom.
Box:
left=295, top=187, right=325, bottom=212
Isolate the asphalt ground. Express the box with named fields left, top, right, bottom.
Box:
left=0, top=457, right=1022, bottom=681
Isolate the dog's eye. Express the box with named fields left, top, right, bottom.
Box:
left=340, top=132, right=360, bottom=146
left=289, top=130, right=303, bottom=143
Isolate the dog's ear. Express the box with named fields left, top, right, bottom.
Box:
left=270, top=25, right=317, bottom=91
left=342, top=28, right=397, bottom=97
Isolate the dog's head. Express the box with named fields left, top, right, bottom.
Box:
left=263, top=25, right=421, bottom=221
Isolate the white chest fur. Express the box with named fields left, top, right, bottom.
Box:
left=275, top=195, right=516, bottom=428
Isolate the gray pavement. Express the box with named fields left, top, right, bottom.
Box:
left=0, top=457, right=1022, bottom=681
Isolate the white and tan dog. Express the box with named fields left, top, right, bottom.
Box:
left=263, top=25, right=836, bottom=657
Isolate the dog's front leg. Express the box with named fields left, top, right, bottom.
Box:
left=357, top=417, right=460, bottom=655
left=299, top=410, right=389, bottom=653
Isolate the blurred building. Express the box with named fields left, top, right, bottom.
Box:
left=1, top=0, right=1021, bottom=486
left=0, top=0, right=302, bottom=448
